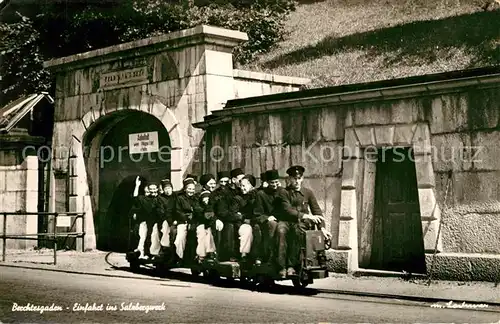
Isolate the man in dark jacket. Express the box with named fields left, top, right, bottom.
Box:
left=212, top=168, right=245, bottom=261
left=173, top=178, right=202, bottom=263
left=229, top=168, right=245, bottom=194
left=210, top=171, right=230, bottom=257
left=196, top=173, right=218, bottom=261
left=259, top=169, right=281, bottom=263
left=273, top=165, right=332, bottom=278
left=158, top=179, right=177, bottom=251
left=238, top=174, right=267, bottom=264
left=130, top=176, right=163, bottom=259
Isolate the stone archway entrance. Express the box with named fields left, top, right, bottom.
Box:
left=338, top=123, right=442, bottom=273
left=83, top=110, right=171, bottom=252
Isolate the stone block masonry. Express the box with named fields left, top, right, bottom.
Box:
left=0, top=153, right=39, bottom=250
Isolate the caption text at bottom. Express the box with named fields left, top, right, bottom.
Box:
left=11, top=302, right=166, bottom=314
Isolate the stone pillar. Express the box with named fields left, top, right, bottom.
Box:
left=175, top=26, right=248, bottom=182
left=336, top=128, right=362, bottom=272
left=68, top=136, right=96, bottom=251
left=24, top=156, right=38, bottom=249
left=413, top=124, right=443, bottom=253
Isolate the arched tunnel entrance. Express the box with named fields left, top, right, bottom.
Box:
left=84, top=110, right=171, bottom=252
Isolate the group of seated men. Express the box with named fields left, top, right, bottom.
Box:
left=130, top=165, right=332, bottom=278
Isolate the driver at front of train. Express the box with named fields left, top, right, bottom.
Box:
left=172, top=178, right=203, bottom=265
left=273, top=165, right=332, bottom=278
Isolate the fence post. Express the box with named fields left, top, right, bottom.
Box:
left=81, top=213, right=85, bottom=253
left=2, top=213, right=6, bottom=262
left=53, top=213, right=57, bottom=265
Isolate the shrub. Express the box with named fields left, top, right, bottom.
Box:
left=0, top=15, right=51, bottom=105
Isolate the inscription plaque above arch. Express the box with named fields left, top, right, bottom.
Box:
left=99, top=66, right=148, bottom=91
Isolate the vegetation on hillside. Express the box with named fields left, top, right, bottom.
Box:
left=1, top=0, right=499, bottom=104
left=0, top=0, right=295, bottom=106
left=242, top=0, right=500, bottom=88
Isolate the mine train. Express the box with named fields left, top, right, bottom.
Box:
left=126, top=223, right=331, bottom=288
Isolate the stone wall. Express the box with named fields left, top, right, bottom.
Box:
left=233, top=70, right=309, bottom=99
left=0, top=145, right=39, bottom=250
left=201, top=81, right=500, bottom=281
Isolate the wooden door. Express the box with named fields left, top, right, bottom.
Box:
left=371, top=147, right=426, bottom=274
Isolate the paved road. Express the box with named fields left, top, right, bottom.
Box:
left=0, top=267, right=498, bottom=323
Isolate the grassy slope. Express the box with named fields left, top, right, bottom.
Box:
left=240, top=0, right=500, bottom=88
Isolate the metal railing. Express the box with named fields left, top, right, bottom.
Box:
left=1, top=212, right=85, bottom=265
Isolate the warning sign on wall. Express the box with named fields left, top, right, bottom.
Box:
left=128, top=132, right=159, bottom=155
left=56, top=216, right=71, bottom=227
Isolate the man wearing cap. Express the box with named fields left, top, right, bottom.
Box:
left=185, top=174, right=198, bottom=185
left=238, top=174, right=268, bottom=264
left=174, top=174, right=198, bottom=196
left=229, top=168, right=245, bottom=194
left=157, top=179, right=177, bottom=255
left=211, top=168, right=245, bottom=261
left=209, top=170, right=230, bottom=257
left=196, top=173, right=220, bottom=261
left=173, top=178, right=203, bottom=263
left=130, top=176, right=163, bottom=259
left=274, top=165, right=332, bottom=278
left=260, top=169, right=282, bottom=263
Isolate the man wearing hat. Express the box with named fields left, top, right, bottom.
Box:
left=172, top=178, right=202, bottom=263
left=258, top=172, right=268, bottom=191
left=196, top=173, right=220, bottom=261
left=185, top=174, right=198, bottom=184
left=259, top=169, right=282, bottom=263
left=238, top=174, right=267, bottom=264
left=274, top=165, right=332, bottom=278
left=209, top=170, right=230, bottom=257
left=157, top=179, right=177, bottom=254
left=229, top=168, right=245, bottom=193
left=174, top=174, right=199, bottom=196
left=217, top=171, right=231, bottom=188
left=211, top=168, right=245, bottom=261
left=130, top=176, right=163, bottom=259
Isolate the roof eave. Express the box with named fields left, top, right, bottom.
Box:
left=0, top=92, right=54, bottom=134
left=193, top=116, right=232, bottom=129
left=198, top=72, right=500, bottom=126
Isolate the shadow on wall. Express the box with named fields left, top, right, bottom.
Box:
left=263, top=10, right=500, bottom=69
